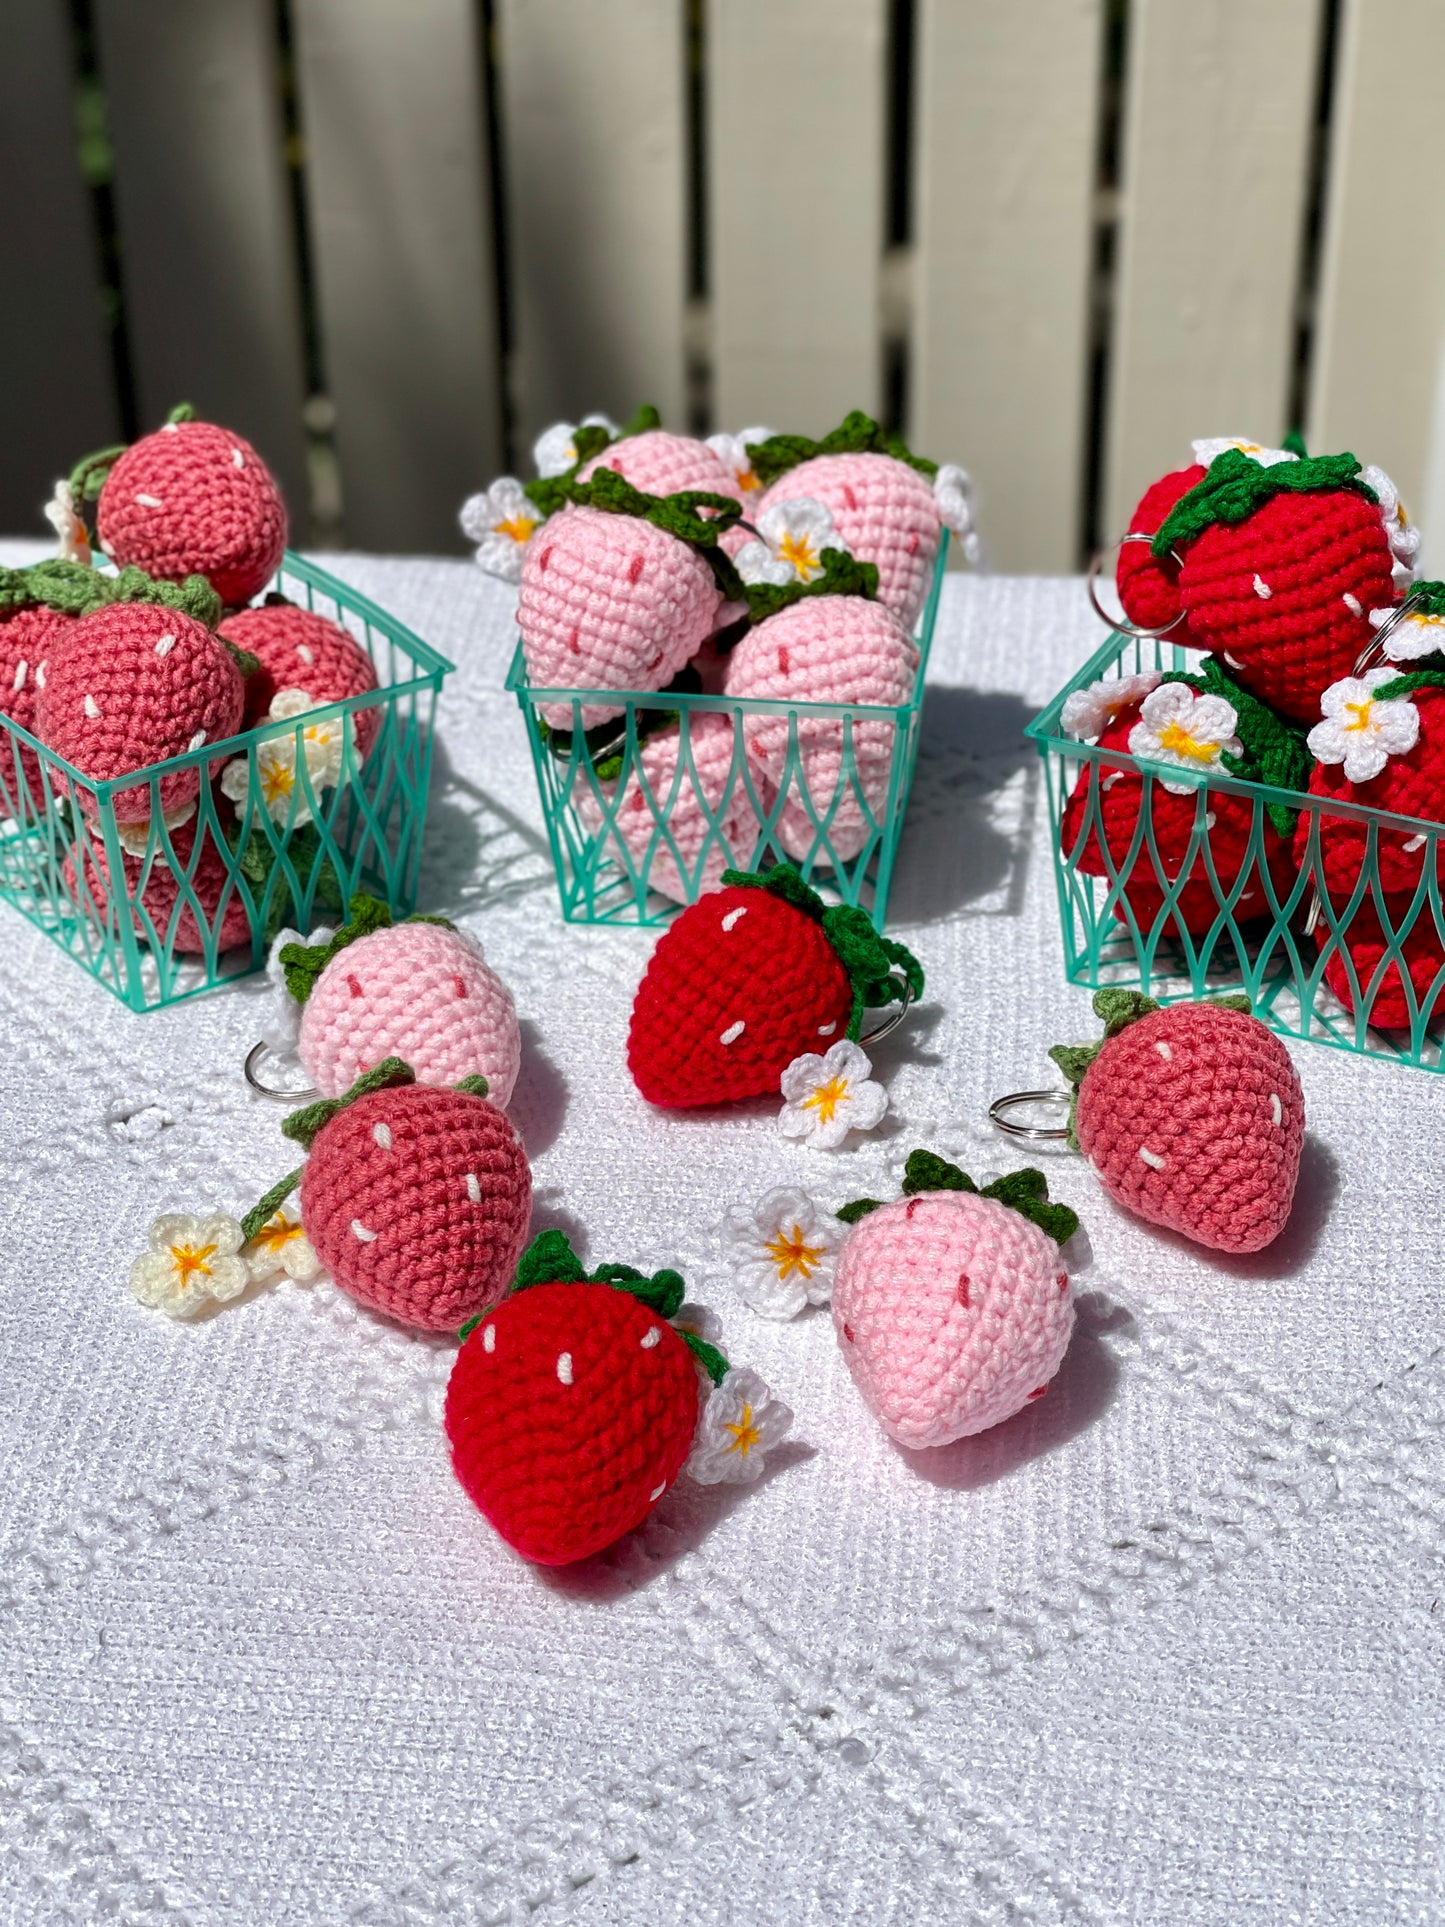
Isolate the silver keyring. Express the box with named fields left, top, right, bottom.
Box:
left=858, top=972, right=915, bottom=1047
left=1086, top=533, right=1188, bottom=640
left=1353, top=587, right=1425, bottom=677
left=244, top=1039, right=318, bottom=1102
left=988, top=1089, right=1073, bottom=1140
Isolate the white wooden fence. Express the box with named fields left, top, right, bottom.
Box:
left=5, top=0, right=1445, bottom=572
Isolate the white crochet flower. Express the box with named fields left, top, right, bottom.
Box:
left=686, top=1366, right=793, bottom=1485
left=220, top=689, right=345, bottom=827
left=130, top=1212, right=249, bottom=1319
left=531, top=413, right=619, bottom=479
left=1307, top=668, right=1420, bottom=783
left=1191, top=437, right=1298, bottom=471
left=933, top=463, right=982, bottom=564
left=778, top=1039, right=888, bottom=1150
left=1060, top=670, right=1164, bottom=742
left=44, top=478, right=91, bottom=564
left=113, top=798, right=197, bottom=860
left=705, top=427, right=774, bottom=496
left=1371, top=601, right=1445, bottom=662
left=1127, top=682, right=1242, bottom=795
left=722, top=1186, right=842, bottom=1320
left=734, top=497, right=847, bottom=588
left=260, top=923, right=334, bottom=1051
left=672, top=1301, right=723, bottom=1345
left=243, top=1204, right=322, bottom=1286
left=1360, top=464, right=1422, bottom=572
left=459, top=477, right=543, bottom=582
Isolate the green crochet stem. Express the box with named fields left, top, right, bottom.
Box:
left=1152, top=449, right=1378, bottom=559
left=1047, top=989, right=1251, bottom=1148
left=746, top=410, right=939, bottom=488
left=67, top=401, right=197, bottom=510
left=1159, top=655, right=1313, bottom=836
left=738, top=546, right=878, bottom=621
left=454, top=1073, right=492, bottom=1099
left=838, top=1148, right=1079, bottom=1246
left=718, top=863, right=924, bottom=1040
left=1374, top=667, right=1445, bottom=702
left=1281, top=428, right=1308, bottom=458
left=281, top=1055, right=415, bottom=1152
left=239, top=1167, right=302, bottom=1243
left=0, top=559, right=221, bottom=630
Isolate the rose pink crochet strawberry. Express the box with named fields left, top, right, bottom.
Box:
left=573, top=710, right=768, bottom=902
left=1315, top=898, right=1445, bottom=1030
left=724, top=594, right=917, bottom=864
left=278, top=895, right=521, bottom=1103
left=242, top=1060, right=532, bottom=1332
left=222, top=599, right=380, bottom=752
left=628, top=863, right=922, bottom=1107
left=0, top=601, right=75, bottom=811
left=1048, top=989, right=1305, bottom=1254
left=64, top=813, right=254, bottom=956
left=37, top=599, right=244, bottom=822
left=71, top=404, right=288, bottom=607
left=831, top=1151, right=1079, bottom=1449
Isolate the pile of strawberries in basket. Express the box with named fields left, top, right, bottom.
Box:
left=1062, top=435, right=1445, bottom=1027
left=0, top=405, right=381, bottom=953
left=461, top=405, right=978, bottom=898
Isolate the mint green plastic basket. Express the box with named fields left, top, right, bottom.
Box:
left=0, top=552, right=452, bottom=1012
left=506, top=535, right=948, bottom=928
left=1029, top=629, right=1445, bottom=1072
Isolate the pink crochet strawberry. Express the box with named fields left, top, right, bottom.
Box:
left=832, top=1151, right=1079, bottom=1449
left=577, top=427, right=742, bottom=503
left=70, top=404, right=288, bottom=607
left=724, top=594, right=918, bottom=864
left=278, top=895, right=521, bottom=1103
left=628, top=863, right=922, bottom=1108
left=64, top=811, right=255, bottom=957
left=221, top=598, right=380, bottom=753
left=37, top=598, right=244, bottom=822
left=244, top=1060, right=531, bottom=1332
left=1048, top=989, right=1304, bottom=1254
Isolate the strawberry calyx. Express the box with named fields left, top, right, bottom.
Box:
left=0, top=558, right=223, bottom=633
left=1158, top=655, right=1313, bottom=833
left=718, top=863, right=925, bottom=1040
left=527, top=404, right=665, bottom=514
left=280, top=1055, right=419, bottom=1152
left=837, top=1147, right=1079, bottom=1245
left=521, top=466, right=748, bottom=600
left=1047, top=988, right=1252, bottom=1148
left=460, top=1227, right=730, bottom=1381
left=1151, top=448, right=1378, bottom=560
left=736, top=545, right=879, bottom=623
left=278, top=893, right=456, bottom=1003
left=746, top=410, right=939, bottom=489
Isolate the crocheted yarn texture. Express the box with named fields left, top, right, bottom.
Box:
left=64, top=817, right=253, bottom=957
left=577, top=429, right=742, bottom=504
left=1316, top=897, right=1445, bottom=1029
left=37, top=601, right=243, bottom=822
left=1300, top=683, right=1445, bottom=900
left=833, top=1190, right=1075, bottom=1449
left=301, top=1082, right=531, bottom=1331
left=445, top=1280, right=700, bottom=1566
left=96, top=419, right=288, bottom=607
left=519, top=505, right=721, bottom=729
left=222, top=601, right=380, bottom=750
left=298, top=921, right=521, bottom=1104
left=758, top=452, right=940, bottom=630
left=0, top=602, right=75, bottom=804
left=1117, top=463, right=1209, bottom=646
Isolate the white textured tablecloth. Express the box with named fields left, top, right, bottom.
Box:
left=1, top=549, right=1441, bottom=1926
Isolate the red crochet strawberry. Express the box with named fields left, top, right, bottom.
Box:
left=0, top=576, right=83, bottom=811
left=1048, top=990, right=1304, bottom=1254
left=1115, top=461, right=1208, bottom=644
left=242, top=1060, right=532, bottom=1333
left=444, top=1228, right=720, bottom=1565
left=64, top=808, right=254, bottom=958
left=1314, top=896, right=1445, bottom=1030
left=70, top=403, right=288, bottom=607
left=221, top=596, right=381, bottom=753
left=1059, top=661, right=1305, bottom=936
left=627, top=863, right=923, bottom=1107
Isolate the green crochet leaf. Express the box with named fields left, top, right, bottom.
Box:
left=280, top=892, right=394, bottom=1002
left=1399, top=580, right=1445, bottom=621
left=453, top=1074, right=490, bottom=1099
left=106, top=566, right=223, bottom=630
left=1152, top=448, right=1378, bottom=559
left=225, top=821, right=345, bottom=943
left=683, top=1332, right=729, bottom=1386
left=1047, top=1043, right=1098, bottom=1090
left=68, top=439, right=129, bottom=508
left=618, top=402, right=663, bottom=440
left=738, top=548, right=879, bottom=621
left=281, top=1056, right=414, bottom=1151
left=239, top=1167, right=302, bottom=1243
left=0, top=559, right=101, bottom=617
left=746, top=410, right=939, bottom=487
left=167, top=401, right=197, bottom=425
left=820, top=904, right=925, bottom=1041
left=1208, top=993, right=1254, bottom=1014
left=1093, top=987, right=1161, bottom=1036
left=836, top=1197, right=884, bottom=1224
left=901, top=1149, right=975, bottom=1195
left=721, top=861, right=827, bottom=921
left=590, top=1262, right=687, bottom=1320
left=512, top=1227, right=588, bottom=1291
left=979, top=1168, right=1079, bottom=1247
left=570, top=423, right=613, bottom=467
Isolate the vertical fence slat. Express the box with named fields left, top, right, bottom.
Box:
left=909, top=0, right=1102, bottom=572
left=709, top=0, right=886, bottom=437
left=94, top=0, right=309, bottom=510
left=1103, top=0, right=1323, bottom=541
left=1308, top=0, right=1445, bottom=561
left=500, top=0, right=688, bottom=452
left=293, top=0, right=503, bottom=551
left=0, top=0, right=118, bottom=534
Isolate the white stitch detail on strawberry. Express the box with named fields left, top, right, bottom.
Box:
left=372, top=1123, right=392, bottom=1150
left=721, top=906, right=747, bottom=932
left=155, top=632, right=176, bottom=656
left=1343, top=593, right=1362, bottom=616
left=1253, top=575, right=1272, bottom=599
left=483, top=1322, right=496, bottom=1352
left=720, top=1020, right=746, bottom=1045
left=136, top=493, right=163, bottom=508
left=1138, top=1147, right=1167, bottom=1170
left=641, top=1327, right=661, bottom=1349
left=351, top=1219, right=378, bottom=1242
left=556, top=1351, right=573, bottom=1385
left=1270, top=1094, right=1282, bottom=1125
left=83, top=694, right=101, bottom=719
left=465, top=1173, right=482, bottom=1202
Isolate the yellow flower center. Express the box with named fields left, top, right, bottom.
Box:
left=803, top=1075, right=850, bottom=1124
left=251, top=1213, right=303, bottom=1257
left=169, top=1241, right=216, bottom=1285
left=723, top=1402, right=763, bottom=1457
left=496, top=513, right=538, bottom=546
left=1233, top=441, right=1263, bottom=455
left=260, top=757, right=295, bottom=804
left=1343, top=699, right=1375, bottom=733
left=777, top=530, right=822, bottom=580
left=738, top=467, right=761, bottom=492
left=764, top=1224, right=825, bottom=1281
left=1156, top=720, right=1220, bottom=763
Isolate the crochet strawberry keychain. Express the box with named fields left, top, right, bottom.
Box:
left=245, top=893, right=521, bottom=1106
left=627, top=863, right=923, bottom=1107
left=445, top=1227, right=793, bottom=1565
left=830, top=1151, right=1079, bottom=1448
left=990, top=989, right=1305, bottom=1254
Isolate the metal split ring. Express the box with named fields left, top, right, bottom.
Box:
left=244, top=1039, right=319, bottom=1102
left=1086, top=532, right=1188, bottom=640
left=988, top=1088, right=1073, bottom=1141
left=1352, top=587, right=1425, bottom=678
left=858, top=971, right=915, bottom=1048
